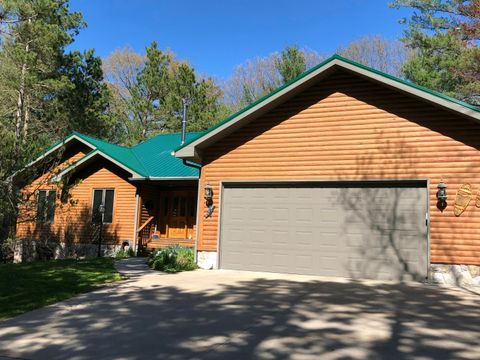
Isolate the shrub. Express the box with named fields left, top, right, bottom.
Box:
left=115, top=247, right=134, bottom=259
left=148, top=245, right=196, bottom=273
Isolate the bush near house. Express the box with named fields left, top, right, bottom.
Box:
left=0, top=257, right=122, bottom=321
left=148, top=245, right=196, bottom=273
left=114, top=247, right=134, bottom=259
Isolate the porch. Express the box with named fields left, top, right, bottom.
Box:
left=136, top=182, right=198, bottom=252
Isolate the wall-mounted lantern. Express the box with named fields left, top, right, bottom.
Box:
left=204, top=183, right=215, bottom=218
left=436, top=179, right=447, bottom=212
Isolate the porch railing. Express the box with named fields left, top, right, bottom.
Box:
left=137, top=216, right=155, bottom=252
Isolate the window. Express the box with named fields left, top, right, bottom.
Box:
left=92, top=189, right=114, bottom=224
left=36, top=190, right=56, bottom=223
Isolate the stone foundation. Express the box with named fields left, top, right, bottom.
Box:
left=197, top=251, right=218, bottom=270
left=13, top=239, right=124, bottom=263
left=430, top=264, right=480, bottom=286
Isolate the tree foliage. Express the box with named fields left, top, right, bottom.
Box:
left=104, top=42, right=228, bottom=145
left=391, top=0, right=480, bottom=104
left=0, top=0, right=111, bottom=248
left=223, top=46, right=325, bottom=111
left=275, top=45, right=307, bottom=83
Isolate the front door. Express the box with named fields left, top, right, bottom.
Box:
left=168, top=195, right=188, bottom=238
left=159, top=190, right=197, bottom=239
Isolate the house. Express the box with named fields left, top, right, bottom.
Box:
left=16, top=54, right=480, bottom=282
left=174, top=55, right=480, bottom=281
left=15, top=131, right=202, bottom=259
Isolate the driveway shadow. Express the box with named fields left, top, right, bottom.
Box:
left=0, top=270, right=479, bottom=360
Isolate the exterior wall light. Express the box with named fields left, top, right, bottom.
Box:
left=204, top=183, right=215, bottom=218
left=436, top=180, right=447, bottom=212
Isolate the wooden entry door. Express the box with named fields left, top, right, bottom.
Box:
left=160, top=191, right=197, bottom=239
left=168, top=195, right=187, bottom=238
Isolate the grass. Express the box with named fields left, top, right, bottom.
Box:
left=0, top=257, right=123, bottom=321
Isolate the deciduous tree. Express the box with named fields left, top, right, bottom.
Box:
left=337, top=35, right=411, bottom=77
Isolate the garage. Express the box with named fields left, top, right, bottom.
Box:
left=219, top=181, right=428, bottom=281
left=176, top=56, right=480, bottom=277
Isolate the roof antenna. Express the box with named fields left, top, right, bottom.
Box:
left=181, top=97, right=190, bottom=145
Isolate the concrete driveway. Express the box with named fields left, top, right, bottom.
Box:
left=1, top=258, right=479, bottom=360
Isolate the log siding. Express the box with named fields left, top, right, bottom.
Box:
left=16, top=152, right=138, bottom=245
left=197, top=70, right=480, bottom=265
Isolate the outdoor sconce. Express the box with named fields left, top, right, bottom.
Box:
left=436, top=179, right=447, bottom=212
left=204, top=183, right=215, bottom=218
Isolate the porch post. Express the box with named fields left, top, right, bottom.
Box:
left=132, top=192, right=140, bottom=253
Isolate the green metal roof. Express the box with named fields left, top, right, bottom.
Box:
left=59, top=131, right=203, bottom=179
left=174, top=54, right=480, bottom=153
left=131, top=132, right=202, bottom=178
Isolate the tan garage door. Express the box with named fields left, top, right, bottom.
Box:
left=219, top=181, right=428, bottom=281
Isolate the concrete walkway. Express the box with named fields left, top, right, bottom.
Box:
left=0, top=258, right=479, bottom=360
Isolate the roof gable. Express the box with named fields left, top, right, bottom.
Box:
left=174, top=54, right=480, bottom=162
left=18, top=131, right=202, bottom=182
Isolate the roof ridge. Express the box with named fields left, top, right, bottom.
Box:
left=129, top=147, right=149, bottom=176
left=72, top=131, right=128, bottom=149
left=132, top=131, right=205, bottom=149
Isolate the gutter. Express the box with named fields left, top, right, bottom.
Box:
left=128, top=176, right=199, bottom=181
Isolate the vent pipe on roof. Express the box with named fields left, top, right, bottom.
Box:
left=181, top=97, right=190, bottom=145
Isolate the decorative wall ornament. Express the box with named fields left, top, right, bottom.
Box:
left=453, top=184, right=472, bottom=217
left=476, top=191, right=480, bottom=208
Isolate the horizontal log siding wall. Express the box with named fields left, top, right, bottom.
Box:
left=198, top=70, right=480, bottom=265
left=17, top=153, right=137, bottom=245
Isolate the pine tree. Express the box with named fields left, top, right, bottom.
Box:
left=391, top=0, right=480, bottom=105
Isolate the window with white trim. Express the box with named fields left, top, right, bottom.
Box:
left=92, top=189, right=114, bottom=224
left=36, top=190, right=56, bottom=223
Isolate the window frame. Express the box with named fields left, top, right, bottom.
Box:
left=36, top=189, right=56, bottom=223
left=91, top=188, right=115, bottom=224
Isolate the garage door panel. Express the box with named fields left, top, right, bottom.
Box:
left=220, top=183, right=428, bottom=281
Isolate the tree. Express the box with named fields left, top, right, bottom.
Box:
left=0, top=0, right=111, bottom=254
left=390, top=0, right=480, bottom=105
left=223, top=46, right=325, bottom=111
left=337, top=35, right=411, bottom=77
left=102, top=47, right=145, bottom=143
left=104, top=42, right=228, bottom=145
left=53, top=49, right=115, bottom=139
left=275, top=45, right=306, bottom=83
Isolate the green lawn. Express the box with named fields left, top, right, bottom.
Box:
left=0, top=257, right=123, bottom=321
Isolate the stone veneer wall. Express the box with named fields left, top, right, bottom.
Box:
left=14, top=240, right=123, bottom=263
left=197, top=251, right=218, bottom=270
left=430, top=264, right=480, bottom=286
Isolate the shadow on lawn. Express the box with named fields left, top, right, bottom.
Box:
left=0, top=271, right=479, bottom=360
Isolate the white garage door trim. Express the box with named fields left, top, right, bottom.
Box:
left=217, top=179, right=430, bottom=280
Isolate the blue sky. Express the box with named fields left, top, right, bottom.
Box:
left=68, top=0, right=411, bottom=79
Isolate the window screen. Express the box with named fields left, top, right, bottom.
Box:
left=36, top=190, right=56, bottom=223
left=92, top=189, right=114, bottom=224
